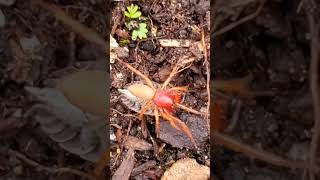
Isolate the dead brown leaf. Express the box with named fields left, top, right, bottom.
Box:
left=7, top=39, right=30, bottom=83
left=112, top=148, right=135, bottom=180
left=124, top=136, right=152, bottom=151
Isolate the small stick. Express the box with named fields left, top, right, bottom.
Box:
left=213, top=132, right=309, bottom=169
left=6, top=149, right=96, bottom=180
left=201, top=22, right=210, bottom=132
left=305, top=1, right=320, bottom=179
left=31, top=0, right=107, bottom=50
left=213, top=0, right=266, bottom=37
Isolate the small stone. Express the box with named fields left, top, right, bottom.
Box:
left=287, top=142, right=309, bottom=161
left=0, top=9, right=5, bottom=28
left=0, top=0, right=15, bottom=6
left=161, top=158, right=209, bottom=180
left=13, top=165, right=23, bottom=175
left=139, top=40, right=156, bottom=51
left=19, top=35, right=41, bottom=53
left=110, top=129, right=116, bottom=142
left=159, top=114, right=208, bottom=149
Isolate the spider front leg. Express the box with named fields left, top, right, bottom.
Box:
left=117, top=59, right=156, bottom=91
left=162, top=109, right=198, bottom=148
left=154, top=106, right=160, bottom=138
left=139, top=100, right=154, bottom=138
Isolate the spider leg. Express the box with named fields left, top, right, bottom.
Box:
left=161, top=64, right=179, bottom=90
left=162, top=109, right=198, bottom=148
left=118, top=59, right=156, bottom=90
left=174, top=102, right=206, bottom=116
left=154, top=106, right=160, bottom=138
left=139, top=100, right=154, bottom=138
left=94, top=148, right=109, bottom=178
left=159, top=108, right=181, bottom=131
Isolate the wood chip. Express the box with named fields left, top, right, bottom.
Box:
left=132, top=160, right=156, bottom=176
left=124, top=136, right=152, bottom=151
left=158, top=39, right=192, bottom=48
left=112, top=148, right=135, bottom=180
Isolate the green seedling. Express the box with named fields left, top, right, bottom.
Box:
left=124, top=4, right=142, bottom=19
left=131, top=23, right=148, bottom=40
left=123, top=4, right=148, bottom=40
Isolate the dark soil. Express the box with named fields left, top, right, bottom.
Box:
left=213, top=0, right=316, bottom=179
left=0, top=0, right=108, bottom=179
left=110, top=0, right=210, bottom=179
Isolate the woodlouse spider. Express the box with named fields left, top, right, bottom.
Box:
left=117, top=59, right=205, bottom=148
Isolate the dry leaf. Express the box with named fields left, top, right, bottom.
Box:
left=124, top=136, right=152, bottom=151
left=112, top=148, right=135, bottom=180
left=57, top=70, right=108, bottom=117
left=24, top=87, right=107, bottom=162
left=7, top=39, right=30, bottom=83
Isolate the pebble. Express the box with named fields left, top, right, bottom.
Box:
left=19, top=35, right=41, bottom=53
left=161, top=158, right=209, bottom=180
left=287, top=142, right=309, bottom=161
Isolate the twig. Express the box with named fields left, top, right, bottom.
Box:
left=305, top=0, right=320, bottom=179
left=213, top=132, right=309, bottom=169
left=7, top=149, right=96, bottom=180
left=224, top=99, right=242, bottom=133
left=213, top=0, right=266, bottom=37
left=201, top=23, right=210, bottom=132
left=31, top=0, right=107, bottom=50
left=111, top=108, right=140, bottom=120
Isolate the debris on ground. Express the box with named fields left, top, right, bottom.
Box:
left=160, top=158, right=210, bottom=180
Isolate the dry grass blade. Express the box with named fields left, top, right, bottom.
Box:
left=112, top=148, right=136, bottom=180
left=31, top=0, right=107, bottom=50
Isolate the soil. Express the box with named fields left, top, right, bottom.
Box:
left=0, top=0, right=108, bottom=179
left=0, top=0, right=318, bottom=179
left=213, top=0, right=317, bottom=179
left=110, top=0, right=210, bottom=179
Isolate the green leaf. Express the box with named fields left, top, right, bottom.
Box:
left=131, top=22, right=148, bottom=40
left=124, top=4, right=141, bottom=19
left=132, top=30, right=138, bottom=40
left=130, top=11, right=141, bottom=19
left=124, top=11, right=131, bottom=18
left=132, top=5, right=138, bottom=14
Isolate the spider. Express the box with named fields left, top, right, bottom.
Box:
left=117, top=58, right=206, bottom=148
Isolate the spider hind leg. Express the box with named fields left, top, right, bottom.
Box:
left=161, top=109, right=198, bottom=148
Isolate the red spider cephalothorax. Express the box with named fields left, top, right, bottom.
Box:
left=153, top=90, right=181, bottom=112
left=118, top=59, right=205, bottom=148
